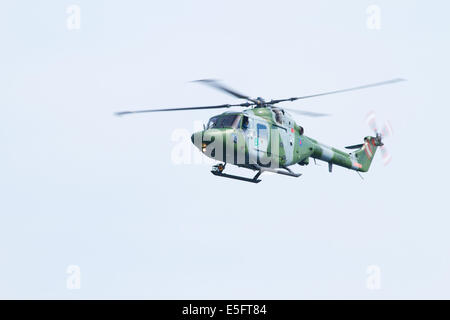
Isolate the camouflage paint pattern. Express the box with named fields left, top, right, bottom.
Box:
left=191, top=106, right=380, bottom=173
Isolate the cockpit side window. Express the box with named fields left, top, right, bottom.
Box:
left=207, top=115, right=242, bottom=129
left=232, top=115, right=242, bottom=129
left=207, top=117, right=218, bottom=129
left=217, top=115, right=236, bottom=128
left=242, top=116, right=249, bottom=130
left=273, top=109, right=283, bottom=124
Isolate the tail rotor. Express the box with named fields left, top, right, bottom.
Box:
left=366, top=111, right=393, bottom=165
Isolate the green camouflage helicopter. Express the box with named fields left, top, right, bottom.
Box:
left=116, top=79, right=404, bottom=183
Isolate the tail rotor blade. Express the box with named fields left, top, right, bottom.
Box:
left=380, top=146, right=392, bottom=165
left=381, top=120, right=393, bottom=138
left=366, top=111, right=378, bottom=134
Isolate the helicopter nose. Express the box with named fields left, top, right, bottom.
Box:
left=191, top=131, right=203, bottom=148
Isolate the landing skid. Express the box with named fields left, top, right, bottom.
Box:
left=211, top=164, right=262, bottom=183
left=211, top=170, right=262, bottom=183
left=210, top=163, right=301, bottom=183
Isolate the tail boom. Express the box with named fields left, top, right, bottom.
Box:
left=308, top=136, right=380, bottom=172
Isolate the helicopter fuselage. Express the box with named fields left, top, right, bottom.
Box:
left=190, top=106, right=379, bottom=173
left=117, top=78, right=400, bottom=182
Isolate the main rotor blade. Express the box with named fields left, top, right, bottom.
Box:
left=268, top=78, right=406, bottom=104
left=284, top=108, right=330, bottom=117
left=193, top=79, right=257, bottom=103
left=115, top=102, right=252, bottom=116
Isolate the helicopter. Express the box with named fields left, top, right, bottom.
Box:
left=116, top=78, right=404, bottom=183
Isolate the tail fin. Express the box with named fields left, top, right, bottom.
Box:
left=347, top=136, right=382, bottom=172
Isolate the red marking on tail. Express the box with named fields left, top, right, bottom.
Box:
left=364, top=141, right=373, bottom=158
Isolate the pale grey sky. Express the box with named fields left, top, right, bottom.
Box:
left=0, top=0, right=449, bottom=299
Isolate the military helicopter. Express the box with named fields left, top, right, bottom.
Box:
left=116, top=78, right=404, bottom=183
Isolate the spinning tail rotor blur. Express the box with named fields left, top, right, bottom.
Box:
left=366, top=111, right=393, bottom=165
